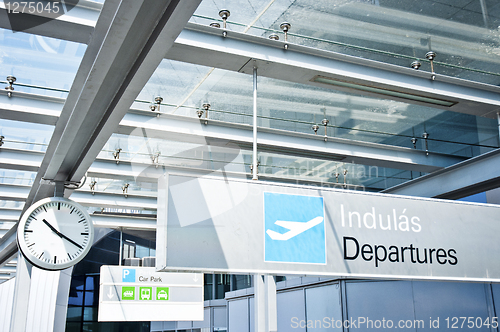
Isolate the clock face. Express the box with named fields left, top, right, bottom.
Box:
left=17, top=197, right=94, bottom=271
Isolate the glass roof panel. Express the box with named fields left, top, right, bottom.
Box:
left=193, top=0, right=500, bottom=85
left=0, top=119, right=53, bottom=151
left=0, top=28, right=86, bottom=98
left=139, top=60, right=498, bottom=158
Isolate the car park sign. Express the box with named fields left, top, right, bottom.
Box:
left=98, top=266, right=203, bottom=321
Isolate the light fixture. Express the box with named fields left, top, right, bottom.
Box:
left=311, top=75, right=456, bottom=107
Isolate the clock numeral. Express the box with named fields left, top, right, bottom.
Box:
left=70, top=208, right=75, bottom=214
left=43, top=206, right=47, bottom=212
left=78, top=218, right=85, bottom=223
left=28, top=243, right=35, bottom=247
left=54, top=256, right=57, bottom=264
left=81, top=232, right=89, bottom=235
left=58, top=203, right=61, bottom=210
left=67, top=253, right=72, bottom=260
left=25, top=230, right=33, bottom=233
left=39, top=252, right=44, bottom=259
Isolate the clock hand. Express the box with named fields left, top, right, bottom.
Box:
left=42, top=219, right=83, bottom=250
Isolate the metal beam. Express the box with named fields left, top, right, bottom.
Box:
left=0, top=0, right=203, bottom=268
left=166, top=23, right=500, bottom=119
left=3, top=11, right=500, bottom=121
left=0, top=183, right=156, bottom=210
left=119, top=112, right=464, bottom=173
left=0, top=96, right=465, bottom=173
left=0, top=91, right=61, bottom=126
left=382, top=148, right=500, bottom=199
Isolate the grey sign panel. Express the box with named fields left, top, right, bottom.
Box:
left=157, top=173, right=500, bottom=282
left=98, top=266, right=203, bottom=322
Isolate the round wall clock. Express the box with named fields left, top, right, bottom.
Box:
left=17, top=197, right=94, bottom=270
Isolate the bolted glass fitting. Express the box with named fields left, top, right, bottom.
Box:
left=312, top=124, right=319, bottom=134
left=122, top=183, right=129, bottom=197
left=5, top=76, right=16, bottom=98
left=321, top=118, right=329, bottom=139
left=89, top=180, right=97, bottom=195
left=150, top=96, right=163, bottom=116
left=196, top=109, right=204, bottom=118
left=268, top=33, right=279, bottom=40
left=210, top=22, right=221, bottom=28
left=202, top=103, right=210, bottom=124
left=425, top=51, right=437, bottom=80
left=280, top=22, right=291, bottom=49
left=422, top=132, right=429, bottom=155
left=425, top=51, right=436, bottom=61
left=0, top=135, right=4, bottom=146
left=219, top=9, right=230, bottom=37
left=410, top=61, right=421, bottom=70
left=151, top=152, right=160, bottom=168
left=113, top=148, right=122, bottom=164
left=411, top=137, right=418, bottom=149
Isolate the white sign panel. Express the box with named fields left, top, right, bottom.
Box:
left=157, top=172, right=500, bottom=282
left=98, top=266, right=203, bottom=322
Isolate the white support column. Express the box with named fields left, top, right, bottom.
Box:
left=252, top=65, right=258, bottom=180
left=254, top=274, right=277, bottom=332
left=265, top=275, right=277, bottom=332
left=9, top=255, right=32, bottom=332
left=254, top=274, right=265, bottom=332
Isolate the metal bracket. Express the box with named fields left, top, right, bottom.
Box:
left=122, top=183, right=129, bottom=198
left=280, top=22, right=291, bottom=50
left=113, top=148, right=122, bottom=164
left=425, top=51, right=437, bottom=81
left=89, top=180, right=97, bottom=195
left=5, top=76, right=15, bottom=98
left=219, top=10, right=230, bottom=37
left=151, top=152, right=161, bottom=168
left=422, top=132, right=430, bottom=155
left=202, top=103, right=210, bottom=124
left=411, top=137, right=418, bottom=149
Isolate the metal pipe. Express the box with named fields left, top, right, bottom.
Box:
left=119, top=228, right=123, bottom=266
left=253, top=65, right=258, bottom=180
left=497, top=112, right=500, bottom=140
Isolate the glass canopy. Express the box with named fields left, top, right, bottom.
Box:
left=191, top=0, right=500, bottom=85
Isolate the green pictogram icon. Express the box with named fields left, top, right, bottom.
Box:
left=140, top=287, right=152, bottom=300
left=122, top=286, right=135, bottom=300
left=156, top=287, right=169, bottom=300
